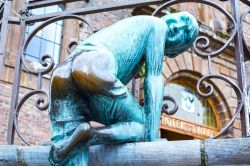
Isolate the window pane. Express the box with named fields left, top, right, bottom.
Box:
left=31, top=8, right=45, bottom=15
left=55, top=24, right=62, bottom=44
left=26, top=36, right=41, bottom=60
left=40, top=40, right=54, bottom=57
left=164, top=82, right=217, bottom=128
left=42, top=24, right=56, bottom=42
left=25, top=5, right=63, bottom=65
left=25, top=54, right=39, bottom=62
left=57, top=6, right=63, bottom=12
left=45, top=6, right=58, bottom=13
left=54, top=44, right=61, bottom=64
left=56, top=20, right=63, bottom=26
left=27, top=23, right=43, bottom=37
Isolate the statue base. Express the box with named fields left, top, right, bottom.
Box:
left=1, top=138, right=250, bottom=165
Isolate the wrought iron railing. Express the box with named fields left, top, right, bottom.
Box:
left=3, top=0, right=250, bottom=145
left=153, top=0, right=244, bottom=139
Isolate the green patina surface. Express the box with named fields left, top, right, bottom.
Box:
left=48, top=12, right=199, bottom=165
left=17, top=149, right=27, bottom=166
left=200, top=140, right=206, bottom=166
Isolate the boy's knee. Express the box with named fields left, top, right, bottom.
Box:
left=77, top=123, right=91, bottom=132
left=131, top=122, right=145, bottom=141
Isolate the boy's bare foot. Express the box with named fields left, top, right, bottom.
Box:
left=49, top=123, right=93, bottom=165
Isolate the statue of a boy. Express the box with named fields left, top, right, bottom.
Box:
left=49, top=11, right=199, bottom=165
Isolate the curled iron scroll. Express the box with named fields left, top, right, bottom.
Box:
left=17, top=14, right=93, bottom=145
left=67, top=41, right=79, bottom=54
left=196, top=74, right=243, bottom=139
left=153, top=0, right=242, bottom=139
left=162, top=96, right=178, bottom=115
left=152, top=0, right=236, bottom=58
left=14, top=90, right=49, bottom=145
left=140, top=96, right=178, bottom=115
left=22, top=14, right=93, bottom=75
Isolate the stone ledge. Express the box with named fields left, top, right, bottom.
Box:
left=1, top=138, right=250, bottom=166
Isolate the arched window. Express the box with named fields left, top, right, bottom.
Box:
left=164, top=81, right=218, bottom=128
left=25, top=6, right=63, bottom=65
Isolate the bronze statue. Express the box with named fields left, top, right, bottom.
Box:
left=48, top=11, right=199, bottom=165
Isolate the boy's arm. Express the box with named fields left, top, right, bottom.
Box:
left=144, top=25, right=166, bottom=141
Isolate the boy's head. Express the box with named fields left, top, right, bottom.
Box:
left=161, top=11, right=199, bottom=58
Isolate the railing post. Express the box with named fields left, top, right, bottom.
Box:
left=230, top=0, right=250, bottom=137
left=6, top=4, right=27, bottom=144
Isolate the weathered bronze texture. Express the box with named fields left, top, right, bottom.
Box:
left=47, top=11, right=199, bottom=165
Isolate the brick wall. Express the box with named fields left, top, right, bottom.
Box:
left=0, top=81, right=11, bottom=143
left=0, top=80, right=51, bottom=145
left=0, top=0, right=135, bottom=145
left=136, top=2, right=243, bottom=138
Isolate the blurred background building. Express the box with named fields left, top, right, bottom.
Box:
left=0, top=0, right=249, bottom=145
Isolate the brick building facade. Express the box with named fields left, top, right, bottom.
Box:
left=0, top=0, right=248, bottom=145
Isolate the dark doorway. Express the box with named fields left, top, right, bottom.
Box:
left=161, top=129, right=194, bottom=141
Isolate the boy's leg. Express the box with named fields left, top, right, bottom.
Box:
left=50, top=47, right=146, bottom=164
left=87, top=91, right=145, bottom=146
left=51, top=123, right=92, bottom=160
left=89, top=121, right=145, bottom=145
left=50, top=122, right=144, bottom=165
left=51, top=91, right=145, bottom=162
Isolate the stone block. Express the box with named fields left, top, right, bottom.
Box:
left=233, top=118, right=241, bottom=129
left=193, top=55, right=202, bottom=72
left=220, top=65, right=230, bottom=76
left=162, top=62, right=172, bottom=78
left=166, top=58, right=179, bottom=73
left=201, top=58, right=209, bottom=75
left=174, top=53, right=186, bottom=70
left=232, top=128, right=242, bottom=138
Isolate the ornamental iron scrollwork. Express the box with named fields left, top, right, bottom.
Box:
left=14, top=90, right=48, bottom=145
left=153, top=0, right=243, bottom=139
left=7, top=0, right=249, bottom=145
left=67, top=41, right=79, bottom=54
left=162, top=96, right=178, bottom=115
left=14, top=14, right=93, bottom=145
left=22, top=14, right=93, bottom=75
left=152, top=0, right=237, bottom=58
left=140, top=96, right=178, bottom=116
left=197, top=74, right=243, bottom=139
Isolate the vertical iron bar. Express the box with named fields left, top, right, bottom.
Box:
left=230, top=0, right=250, bottom=137
left=0, top=1, right=11, bottom=79
left=208, top=55, right=212, bottom=74
left=37, top=73, right=42, bottom=89
left=6, top=7, right=27, bottom=144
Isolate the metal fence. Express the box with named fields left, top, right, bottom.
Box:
left=3, top=0, right=250, bottom=145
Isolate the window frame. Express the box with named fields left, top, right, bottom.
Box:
left=24, top=5, right=64, bottom=66
left=164, top=79, right=221, bottom=130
